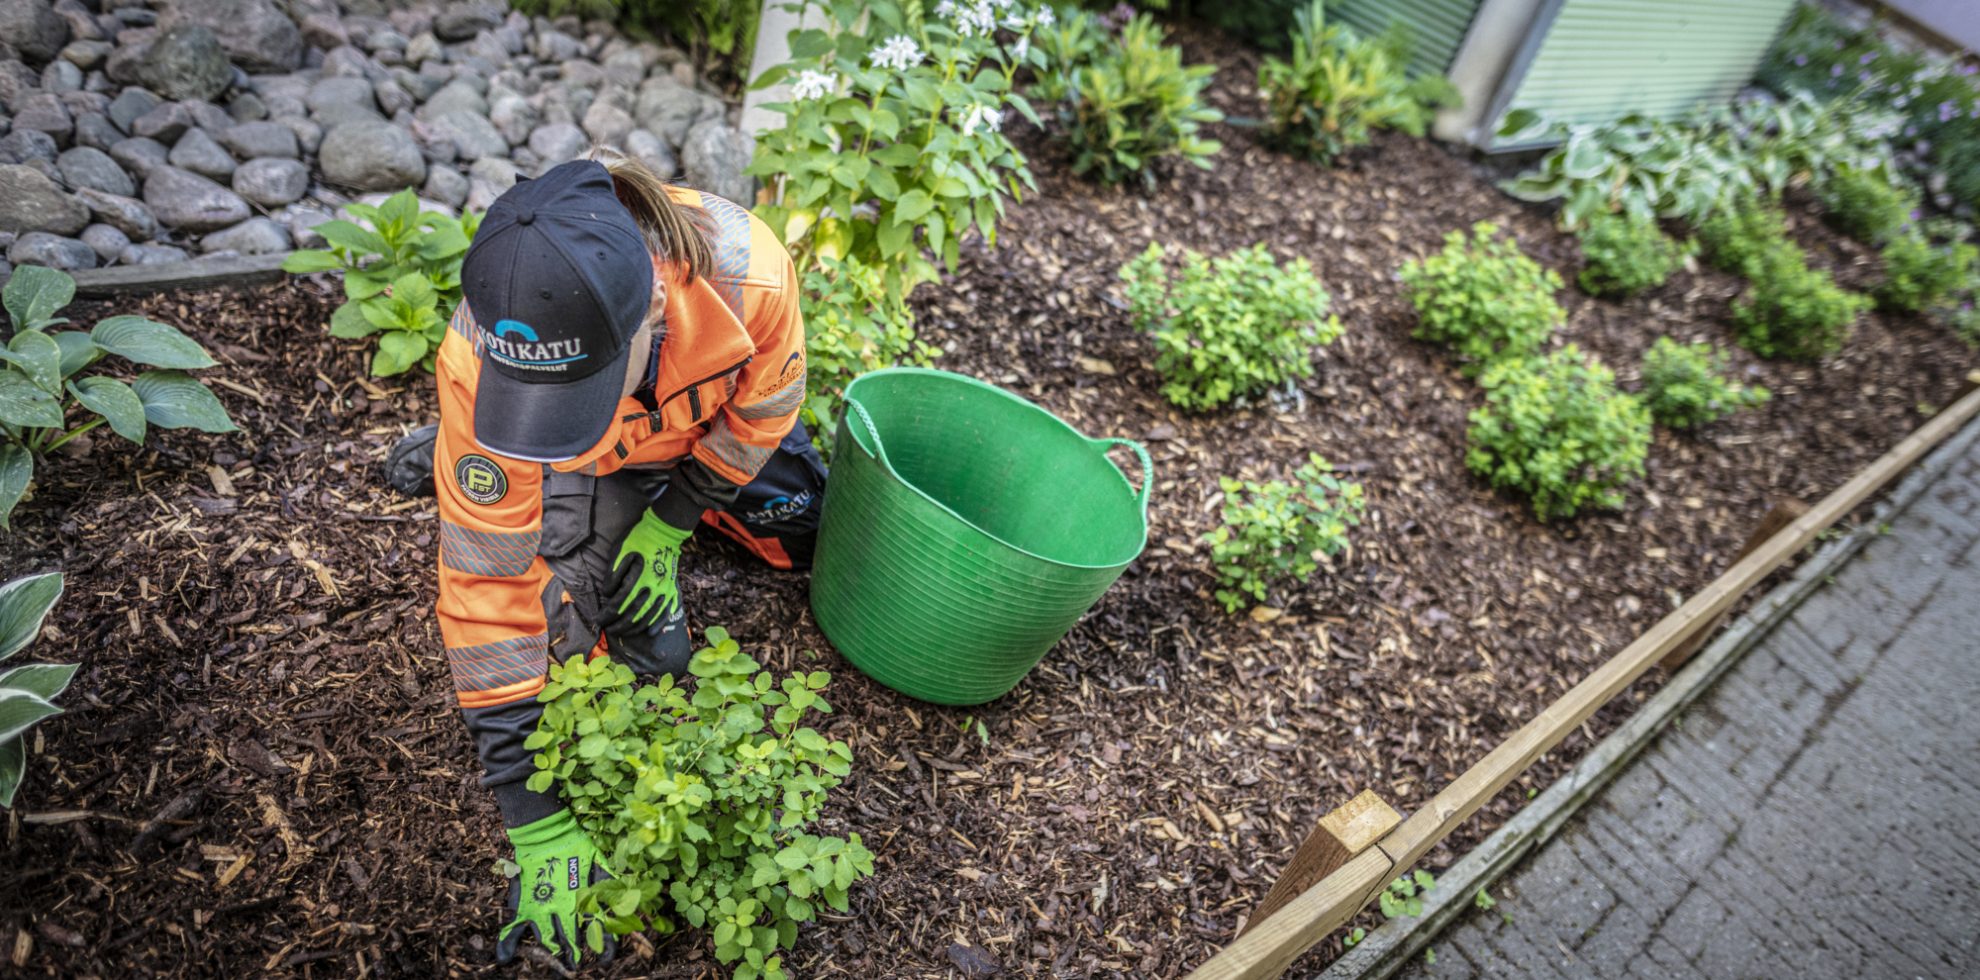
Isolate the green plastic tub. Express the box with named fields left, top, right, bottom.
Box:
left=809, top=368, right=1152, bottom=705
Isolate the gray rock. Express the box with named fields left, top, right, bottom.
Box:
left=9, top=231, right=94, bottom=269
left=582, top=97, right=631, bottom=147
left=634, top=76, right=720, bottom=147
left=74, top=185, right=155, bottom=238
left=218, top=119, right=296, bottom=159
left=560, top=58, right=604, bottom=90
left=232, top=155, right=306, bottom=206
left=433, top=1, right=500, bottom=42
left=78, top=220, right=125, bottom=260
left=106, top=135, right=167, bottom=177
left=59, top=38, right=110, bottom=71
left=226, top=91, right=268, bottom=122
left=299, top=12, right=348, bottom=51
left=603, top=48, right=648, bottom=88
left=12, top=91, right=72, bottom=143
left=682, top=119, right=751, bottom=205
left=71, top=111, right=118, bottom=151
left=320, top=44, right=380, bottom=81
left=532, top=28, right=585, bottom=63
left=201, top=215, right=287, bottom=254
left=464, top=154, right=514, bottom=211
left=307, top=76, right=381, bottom=128
left=182, top=100, right=233, bottom=134
left=429, top=108, right=505, bottom=160
left=421, top=164, right=467, bottom=208
left=112, top=8, right=156, bottom=29
left=374, top=78, right=415, bottom=117
left=271, top=113, right=320, bottom=155
left=365, top=29, right=409, bottom=55
left=133, top=23, right=232, bottom=102
left=130, top=101, right=190, bottom=142
left=106, top=86, right=161, bottom=132
left=0, top=0, right=69, bottom=64
left=55, top=144, right=131, bottom=194
left=119, top=241, right=188, bottom=264
left=0, top=162, right=86, bottom=233
left=528, top=120, right=584, bottom=168
left=163, top=0, right=302, bottom=75
left=418, top=78, right=485, bottom=119
left=0, top=58, right=40, bottom=107
left=281, top=203, right=334, bottom=247
left=393, top=65, right=445, bottom=102
left=168, top=126, right=234, bottom=180
left=0, top=127, right=57, bottom=164
left=403, top=30, right=441, bottom=67
left=250, top=72, right=311, bottom=107
left=488, top=92, right=535, bottom=145
left=50, top=0, right=99, bottom=41
left=40, top=56, right=80, bottom=92
left=101, top=27, right=157, bottom=87
left=625, top=127, right=673, bottom=178
left=143, top=164, right=250, bottom=231
left=318, top=117, right=424, bottom=191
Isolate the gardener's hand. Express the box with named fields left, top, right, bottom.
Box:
left=601, top=508, right=691, bottom=631
left=498, top=810, right=616, bottom=967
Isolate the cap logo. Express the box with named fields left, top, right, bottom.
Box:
left=455, top=454, right=508, bottom=505
left=487, top=319, right=588, bottom=372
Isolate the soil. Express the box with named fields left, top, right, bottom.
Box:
left=3, top=22, right=1975, bottom=980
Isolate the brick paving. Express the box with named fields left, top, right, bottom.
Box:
left=1396, top=437, right=1980, bottom=980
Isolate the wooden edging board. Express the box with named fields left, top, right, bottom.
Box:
left=0, top=253, right=293, bottom=299
left=1315, top=404, right=1980, bottom=980
left=1183, top=378, right=1980, bottom=980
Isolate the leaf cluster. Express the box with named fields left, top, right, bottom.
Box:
left=1, top=267, right=237, bottom=528
left=1119, top=242, right=1341, bottom=411
left=1819, top=162, right=1917, bottom=245
left=1638, top=337, right=1769, bottom=430
left=0, top=572, right=75, bottom=808
left=1733, top=250, right=1865, bottom=361
left=1030, top=11, right=1223, bottom=187
left=1399, top=222, right=1564, bottom=374
left=796, top=254, right=933, bottom=458
left=528, top=629, right=871, bottom=979
left=1257, top=1, right=1459, bottom=166
left=1378, top=870, right=1436, bottom=919
left=1575, top=212, right=1691, bottom=298
left=282, top=190, right=481, bottom=377
left=1874, top=233, right=1976, bottom=314
left=1466, top=346, right=1651, bottom=522
left=1201, top=453, right=1364, bottom=613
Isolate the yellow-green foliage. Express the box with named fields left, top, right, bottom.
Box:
left=1202, top=454, right=1365, bottom=612
left=1639, top=337, right=1769, bottom=430
left=1576, top=212, right=1691, bottom=298
left=1875, top=233, right=1977, bottom=313
left=1820, top=162, right=1917, bottom=246
left=1400, top=222, right=1565, bottom=374
left=1257, top=0, right=1459, bottom=165
left=1466, top=346, right=1651, bottom=521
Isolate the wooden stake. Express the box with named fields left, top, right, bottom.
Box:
left=1238, top=790, right=1400, bottom=940
left=1659, top=498, right=1809, bottom=671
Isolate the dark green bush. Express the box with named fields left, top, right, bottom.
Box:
left=1875, top=234, right=1977, bottom=313
left=1466, top=346, right=1651, bottom=521
left=1576, top=212, right=1690, bottom=298
left=1732, top=248, right=1865, bottom=361
left=1031, top=12, right=1223, bottom=186
left=1819, top=163, right=1917, bottom=246
left=1696, top=203, right=1796, bottom=278
left=1257, top=0, right=1459, bottom=165
left=1639, top=337, right=1769, bottom=430
left=1399, top=222, right=1564, bottom=374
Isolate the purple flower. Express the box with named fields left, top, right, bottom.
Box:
left=1859, top=52, right=1877, bottom=64
left=1859, top=70, right=1874, bottom=84
left=1794, top=54, right=1809, bottom=67
left=1831, top=64, right=1845, bottom=77
left=1942, top=101, right=1959, bottom=122
left=1961, top=64, right=1979, bottom=77
left=1911, top=209, right=1923, bottom=221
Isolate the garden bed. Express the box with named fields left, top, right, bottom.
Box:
left=2, top=22, right=1975, bottom=980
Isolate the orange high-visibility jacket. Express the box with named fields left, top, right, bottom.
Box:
left=432, top=188, right=805, bottom=819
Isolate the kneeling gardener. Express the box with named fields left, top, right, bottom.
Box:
left=401, top=157, right=822, bottom=965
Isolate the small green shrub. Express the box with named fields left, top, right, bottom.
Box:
left=1, top=267, right=239, bottom=529
left=1732, top=249, right=1866, bottom=361
left=1032, top=12, right=1224, bottom=186
left=1378, top=870, right=1436, bottom=919
left=798, top=254, right=934, bottom=457
left=1257, top=0, right=1459, bottom=165
left=1696, top=203, right=1797, bottom=278
left=1202, top=453, right=1365, bottom=613
left=1820, top=163, right=1917, bottom=246
left=282, top=190, right=482, bottom=376
left=1400, top=222, right=1565, bottom=374
left=1875, top=234, right=1977, bottom=313
left=1466, top=346, right=1651, bottom=521
left=1575, top=212, right=1690, bottom=298
left=0, top=571, right=75, bottom=807
left=527, top=629, right=872, bottom=978
left=1120, top=242, right=1342, bottom=411
left=1639, top=337, right=1769, bottom=430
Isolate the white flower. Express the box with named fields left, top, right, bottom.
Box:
left=955, top=2, right=997, bottom=37
left=1012, top=36, right=1029, bottom=61
left=1003, top=13, right=1028, bottom=30
left=870, top=34, right=923, bottom=72
left=1037, top=6, right=1054, bottom=26
left=790, top=69, right=837, bottom=101
left=960, top=103, right=1004, bottom=136
left=936, top=0, right=958, bottom=14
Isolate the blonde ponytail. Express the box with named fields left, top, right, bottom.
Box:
left=586, top=147, right=716, bottom=283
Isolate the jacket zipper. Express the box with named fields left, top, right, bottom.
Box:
left=658, top=356, right=752, bottom=424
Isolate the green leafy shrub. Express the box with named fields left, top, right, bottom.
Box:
left=281, top=190, right=482, bottom=377
left=1575, top=212, right=1690, bottom=298
left=1466, top=346, right=1651, bottom=521
left=1820, top=163, right=1917, bottom=245
left=527, top=629, right=871, bottom=978
left=1875, top=233, right=1977, bottom=313
left=1257, top=0, right=1458, bottom=165
left=1399, top=222, right=1564, bottom=374
left=0, top=571, right=75, bottom=807
left=1732, top=249, right=1866, bottom=361
left=1202, top=453, right=1364, bottom=612
left=1031, top=12, right=1224, bottom=186
left=798, top=254, right=934, bottom=457
left=1639, top=338, right=1769, bottom=430
left=1119, top=242, right=1342, bottom=411
left=1, top=267, right=238, bottom=528
left=1955, top=302, right=1980, bottom=347
left=1695, top=203, right=1796, bottom=278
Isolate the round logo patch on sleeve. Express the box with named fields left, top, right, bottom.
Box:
left=455, top=454, right=508, bottom=505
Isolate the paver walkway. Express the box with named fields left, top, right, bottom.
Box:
left=1397, top=436, right=1980, bottom=979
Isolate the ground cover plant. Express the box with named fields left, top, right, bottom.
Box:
left=1639, top=338, right=1770, bottom=430
left=1466, top=346, right=1652, bottom=521
left=1875, top=233, right=1976, bottom=314
left=0, top=572, right=74, bottom=808
left=1256, top=0, right=1458, bottom=166
left=1696, top=202, right=1798, bottom=278
left=1399, top=222, right=1564, bottom=374
left=1819, top=162, right=1917, bottom=246
left=1, top=267, right=238, bottom=528
left=1575, top=212, right=1691, bottom=298
left=1119, top=242, right=1341, bottom=410
left=1731, top=248, right=1866, bottom=361
left=1029, top=8, right=1224, bottom=186
left=1202, top=453, right=1364, bottom=612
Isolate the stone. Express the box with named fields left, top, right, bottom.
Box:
left=167, top=126, right=234, bottom=180
left=0, top=127, right=57, bottom=164
left=421, top=164, right=467, bottom=208
left=625, top=127, right=673, bottom=178
left=682, top=119, right=752, bottom=205
left=581, top=97, right=631, bottom=147
left=393, top=65, right=445, bottom=102
left=133, top=23, right=232, bottom=102
left=318, top=117, right=424, bottom=191
left=0, top=58, right=40, bottom=107
left=298, top=12, right=348, bottom=51
left=306, top=76, right=381, bottom=127
left=532, top=28, right=585, bottom=64
left=527, top=120, right=584, bottom=168
left=55, top=144, right=131, bottom=195
left=418, top=78, right=486, bottom=119
left=0, top=162, right=86, bottom=233
left=218, top=119, right=296, bottom=160
left=433, top=2, right=500, bottom=42
left=182, top=100, right=233, bottom=134
left=71, top=111, right=117, bottom=151
left=226, top=91, right=268, bottom=122
left=143, top=164, right=250, bottom=231
left=231, top=155, right=306, bottom=206
left=281, top=203, right=333, bottom=247
left=320, top=44, right=380, bottom=81
left=464, top=154, right=514, bottom=211
left=201, top=215, right=287, bottom=254
left=273, top=114, right=320, bottom=155
left=59, top=38, right=111, bottom=71
left=119, top=242, right=187, bottom=264
left=404, top=30, right=441, bottom=67
left=50, top=0, right=98, bottom=41
left=429, top=108, right=505, bottom=160
left=9, top=230, right=94, bottom=269
left=373, top=78, right=415, bottom=117
left=12, top=91, right=72, bottom=143
left=560, top=58, right=604, bottom=90
left=365, top=30, right=409, bottom=55
left=602, top=48, right=647, bottom=88
left=40, top=56, right=80, bottom=92
left=0, top=0, right=69, bottom=64
left=101, top=27, right=157, bottom=87
left=163, top=0, right=302, bottom=75
left=107, top=135, right=166, bottom=177
left=78, top=221, right=125, bottom=261
left=74, top=185, right=155, bottom=238
left=106, top=86, right=161, bottom=133
left=634, top=76, right=720, bottom=147
left=129, top=101, right=190, bottom=142
left=487, top=92, right=535, bottom=145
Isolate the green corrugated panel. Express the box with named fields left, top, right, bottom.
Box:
left=1331, top=0, right=1486, bottom=76
left=1502, top=0, right=1799, bottom=130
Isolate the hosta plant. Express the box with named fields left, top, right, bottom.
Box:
left=281, top=189, right=482, bottom=377
left=1639, top=337, right=1769, bottom=430
left=1467, top=346, right=1651, bottom=522
left=1119, top=242, right=1342, bottom=412
left=1203, top=453, right=1365, bottom=613
left=1257, top=0, right=1458, bottom=165
left=1732, top=248, right=1866, bottom=361
left=1875, top=233, right=1976, bottom=314
left=0, top=571, right=75, bottom=807
left=527, top=629, right=872, bottom=979
left=1575, top=212, right=1691, bottom=298
left=1, top=267, right=238, bottom=529
left=1031, top=11, right=1223, bottom=186
left=1400, top=222, right=1564, bottom=374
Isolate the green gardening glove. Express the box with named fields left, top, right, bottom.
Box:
left=606, top=508, right=691, bottom=630
left=497, top=810, right=615, bottom=966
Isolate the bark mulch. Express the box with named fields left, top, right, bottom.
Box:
left=3, top=22, right=1975, bottom=980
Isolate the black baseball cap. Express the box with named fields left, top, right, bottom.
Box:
left=462, top=160, right=653, bottom=462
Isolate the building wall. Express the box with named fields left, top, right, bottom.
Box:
left=1331, top=0, right=1488, bottom=76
